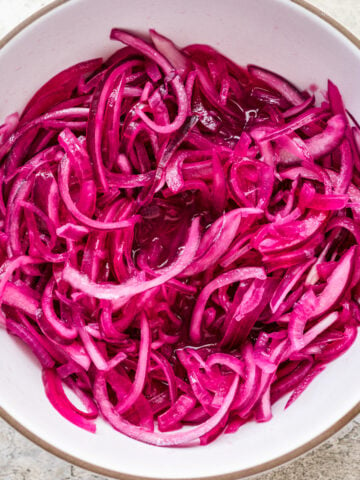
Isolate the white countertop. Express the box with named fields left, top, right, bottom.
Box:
left=0, top=1, right=359, bottom=479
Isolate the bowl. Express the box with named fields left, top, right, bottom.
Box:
left=0, top=0, right=359, bottom=478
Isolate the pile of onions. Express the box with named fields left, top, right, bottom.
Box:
left=0, top=28, right=359, bottom=446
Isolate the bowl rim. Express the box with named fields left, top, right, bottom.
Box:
left=0, top=0, right=359, bottom=478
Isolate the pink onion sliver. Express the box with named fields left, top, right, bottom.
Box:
left=116, top=312, right=151, bottom=414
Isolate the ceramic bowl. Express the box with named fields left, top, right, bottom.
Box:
left=0, top=0, right=359, bottom=478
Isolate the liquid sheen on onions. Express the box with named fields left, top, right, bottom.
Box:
left=0, top=28, right=359, bottom=446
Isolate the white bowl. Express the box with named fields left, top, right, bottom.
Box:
left=0, top=0, right=359, bottom=478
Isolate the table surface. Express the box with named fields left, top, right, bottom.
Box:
left=0, top=1, right=359, bottom=479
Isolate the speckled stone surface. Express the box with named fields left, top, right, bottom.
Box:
left=0, top=1, right=359, bottom=479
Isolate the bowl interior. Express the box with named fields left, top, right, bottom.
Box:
left=0, top=0, right=359, bottom=478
